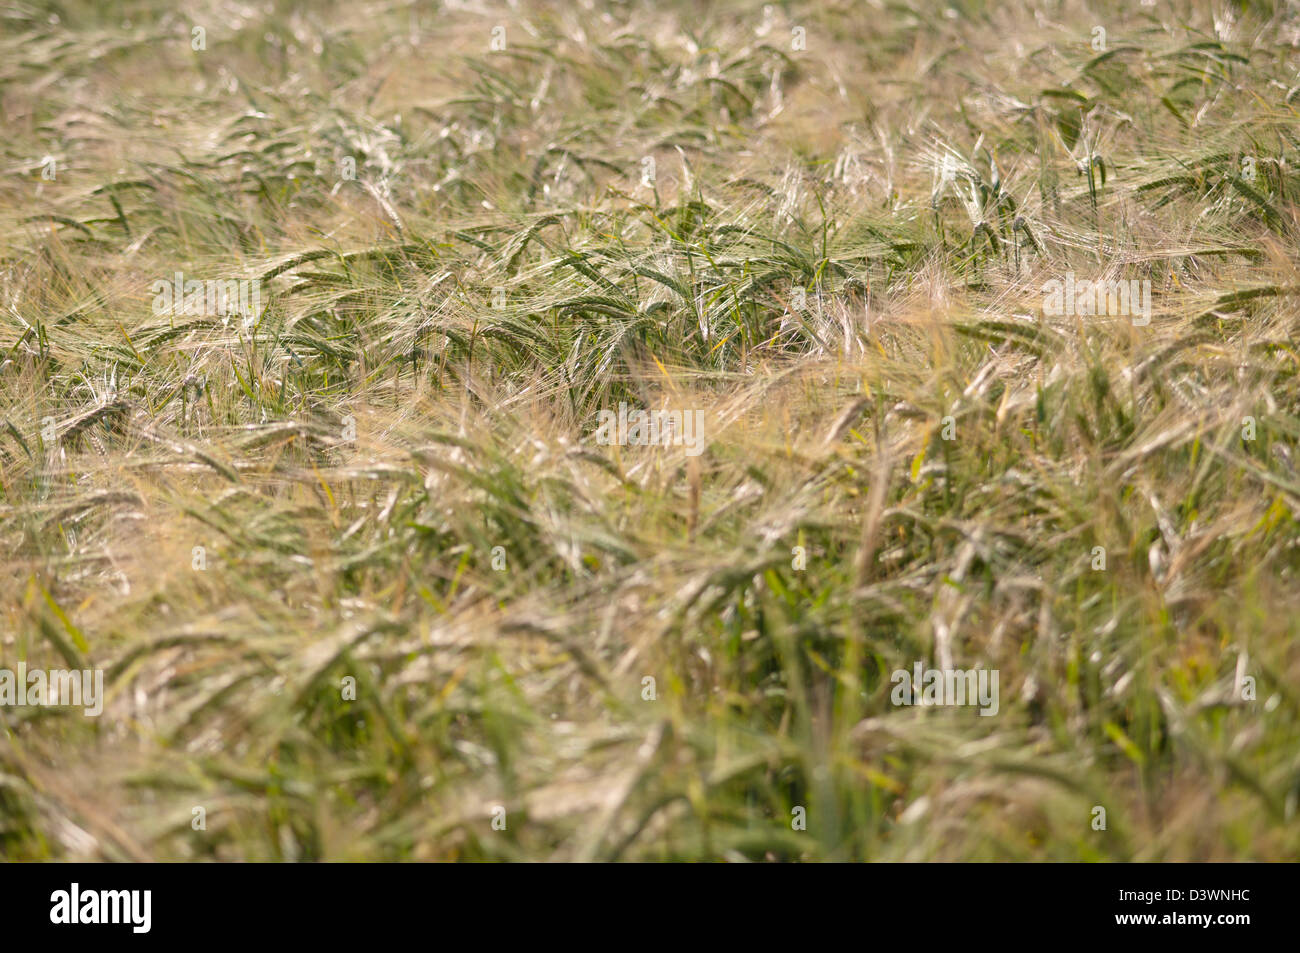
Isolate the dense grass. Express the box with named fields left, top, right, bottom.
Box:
left=1, top=0, right=1298, bottom=860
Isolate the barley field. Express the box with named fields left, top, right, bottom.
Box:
left=2, top=0, right=1299, bottom=862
